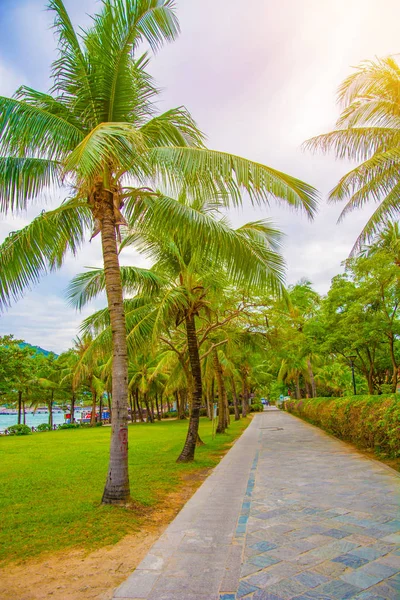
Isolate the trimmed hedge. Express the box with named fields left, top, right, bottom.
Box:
left=285, top=395, right=400, bottom=458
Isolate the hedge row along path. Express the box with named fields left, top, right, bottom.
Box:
left=113, top=408, right=400, bottom=600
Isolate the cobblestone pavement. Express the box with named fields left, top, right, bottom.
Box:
left=113, top=410, right=400, bottom=600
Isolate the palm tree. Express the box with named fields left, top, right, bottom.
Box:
left=0, top=1, right=317, bottom=502
left=70, top=195, right=287, bottom=460
left=306, top=56, right=400, bottom=251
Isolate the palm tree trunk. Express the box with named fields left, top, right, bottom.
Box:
left=100, top=192, right=130, bottom=504
left=90, top=390, right=97, bottom=425
left=307, top=359, right=317, bottom=398
left=129, top=393, right=135, bottom=423
left=136, top=389, right=144, bottom=422
left=177, top=313, right=202, bottom=462
left=71, top=393, right=76, bottom=423
left=155, top=393, right=161, bottom=421
left=177, top=390, right=186, bottom=419
left=242, top=379, right=249, bottom=418
left=213, top=350, right=227, bottom=434
left=99, top=395, right=103, bottom=424
left=48, top=392, right=54, bottom=428
left=143, top=393, right=153, bottom=423
left=231, top=377, right=240, bottom=421
left=295, top=374, right=301, bottom=399
left=107, top=391, right=112, bottom=420
left=17, top=391, right=22, bottom=425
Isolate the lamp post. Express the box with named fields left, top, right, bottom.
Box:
left=349, top=355, right=357, bottom=395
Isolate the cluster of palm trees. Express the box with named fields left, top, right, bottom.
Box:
left=0, top=0, right=398, bottom=503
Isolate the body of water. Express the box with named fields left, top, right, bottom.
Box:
left=0, top=411, right=82, bottom=432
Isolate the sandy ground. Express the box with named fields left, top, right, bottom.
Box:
left=0, top=471, right=209, bottom=600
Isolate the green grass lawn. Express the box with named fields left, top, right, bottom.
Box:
left=0, top=417, right=249, bottom=564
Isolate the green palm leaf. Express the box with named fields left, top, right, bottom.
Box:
left=0, top=199, right=91, bottom=310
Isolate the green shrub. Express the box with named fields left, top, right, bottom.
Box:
left=7, top=424, right=31, bottom=436
left=250, top=402, right=264, bottom=413
left=285, top=394, right=400, bottom=458
left=37, top=423, right=51, bottom=432
left=58, top=423, right=80, bottom=429
left=163, top=411, right=178, bottom=419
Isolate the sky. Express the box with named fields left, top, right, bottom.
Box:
left=0, top=0, right=399, bottom=352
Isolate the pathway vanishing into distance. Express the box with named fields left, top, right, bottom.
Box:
left=113, top=409, right=400, bottom=600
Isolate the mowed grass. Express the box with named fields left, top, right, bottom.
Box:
left=0, top=417, right=249, bottom=564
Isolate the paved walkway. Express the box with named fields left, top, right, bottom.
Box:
left=113, top=409, right=400, bottom=600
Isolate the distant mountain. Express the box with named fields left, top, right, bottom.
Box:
left=19, top=343, right=57, bottom=357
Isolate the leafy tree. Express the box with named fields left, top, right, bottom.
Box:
left=0, top=0, right=317, bottom=503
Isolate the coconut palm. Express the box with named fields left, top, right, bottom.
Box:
left=69, top=195, right=287, bottom=460
left=306, top=56, right=400, bottom=251
left=0, top=0, right=317, bottom=502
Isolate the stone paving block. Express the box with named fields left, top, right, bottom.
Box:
left=253, top=591, right=285, bottom=600
left=317, top=579, right=362, bottom=599
left=320, top=528, right=350, bottom=539
left=382, top=533, right=400, bottom=544
left=332, top=553, right=369, bottom=568
left=313, top=559, right=350, bottom=578
left=340, top=569, right=382, bottom=589
left=290, top=592, right=333, bottom=600
left=293, top=570, right=330, bottom=588
left=376, top=553, right=400, bottom=568
left=361, top=560, right=399, bottom=579
left=251, top=541, right=278, bottom=553
left=236, top=579, right=260, bottom=597
left=262, top=577, right=307, bottom=599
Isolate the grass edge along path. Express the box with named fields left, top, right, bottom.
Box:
left=0, top=417, right=250, bottom=565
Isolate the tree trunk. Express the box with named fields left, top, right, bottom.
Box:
left=213, top=350, right=227, bottom=434
left=107, top=391, right=112, bottom=420
left=388, top=333, right=398, bottom=392
left=71, top=393, right=76, bottom=423
left=48, top=391, right=54, bottom=428
left=231, top=377, right=240, bottom=421
left=177, top=313, right=203, bottom=462
left=307, top=359, right=317, bottom=398
left=295, top=374, right=301, bottom=399
left=17, top=390, right=22, bottom=425
left=90, top=389, right=97, bottom=425
left=99, top=395, right=103, bottom=424
left=155, top=393, right=161, bottom=421
left=242, top=379, right=249, bottom=418
left=22, top=399, right=26, bottom=425
left=177, top=390, right=186, bottom=419
left=136, top=389, right=144, bottom=422
left=143, top=393, right=153, bottom=423
left=129, top=393, right=135, bottom=423
left=100, top=191, right=130, bottom=504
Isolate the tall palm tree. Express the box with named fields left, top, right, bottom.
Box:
left=0, top=0, right=317, bottom=502
left=306, top=56, right=400, bottom=251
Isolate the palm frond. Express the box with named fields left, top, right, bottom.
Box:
left=304, top=127, right=400, bottom=162
left=0, top=96, right=84, bottom=160
left=0, top=157, right=61, bottom=213
left=48, top=0, right=98, bottom=126
left=141, top=107, right=205, bottom=148
left=63, top=122, right=147, bottom=181
left=67, top=266, right=165, bottom=309
left=0, top=199, right=92, bottom=311
left=149, top=147, right=318, bottom=215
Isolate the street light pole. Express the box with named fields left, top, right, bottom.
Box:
left=349, top=356, right=357, bottom=395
